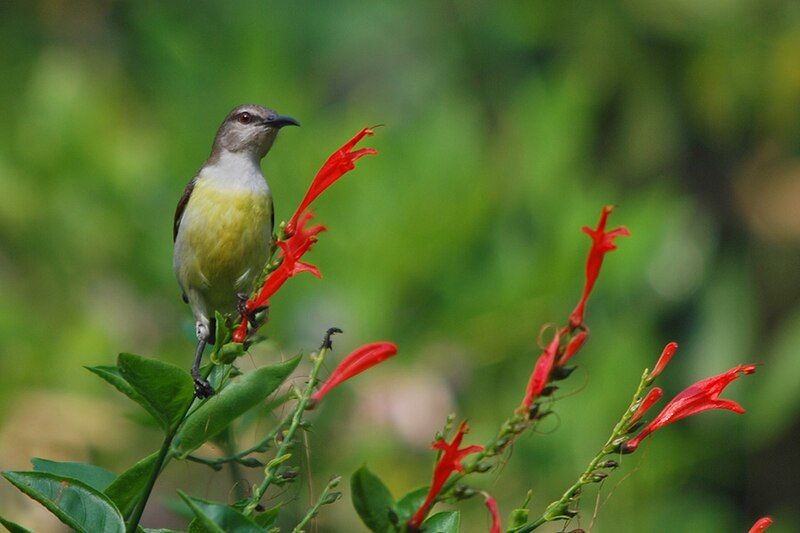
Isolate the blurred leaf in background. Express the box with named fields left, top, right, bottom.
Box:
left=0, top=1, right=798, bottom=531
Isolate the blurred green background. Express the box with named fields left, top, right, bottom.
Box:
left=1, top=1, right=799, bottom=531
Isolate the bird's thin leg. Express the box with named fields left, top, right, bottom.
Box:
left=191, top=338, right=214, bottom=398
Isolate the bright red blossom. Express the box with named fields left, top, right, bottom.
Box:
left=287, top=127, right=377, bottom=234
left=310, top=342, right=398, bottom=403
left=482, top=492, right=501, bottom=533
left=232, top=213, right=326, bottom=342
left=408, top=422, right=484, bottom=529
left=650, top=341, right=679, bottom=379
left=521, top=331, right=561, bottom=409
left=557, top=330, right=589, bottom=366
left=629, top=387, right=663, bottom=426
left=625, top=364, right=756, bottom=452
left=569, top=206, right=630, bottom=328
left=748, top=516, right=773, bottom=533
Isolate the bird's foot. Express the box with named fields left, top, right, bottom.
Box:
left=237, top=293, right=267, bottom=328
left=193, top=376, right=215, bottom=398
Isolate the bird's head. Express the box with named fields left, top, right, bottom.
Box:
left=212, top=104, right=300, bottom=159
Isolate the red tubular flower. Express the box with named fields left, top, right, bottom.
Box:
left=408, top=422, right=484, bottom=529
left=629, top=387, right=663, bottom=426
left=482, top=492, right=501, bottom=533
left=232, top=213, right=326, bottom=342
left=624, top=364, right=756, bottom=452
left=569, top=206, right=630, bottom=329
left=650, top=341, right=678, bottom=379
left=748, top=516, right=773, bottom=533
left=557, top=330, right=589, bottom=366
left=287, top=127, right=377, bottom=234
left=310, top=342, right=398, bottom=403
left=521, top=331, right=561, bottom=409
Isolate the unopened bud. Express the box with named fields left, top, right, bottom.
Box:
left=238, top=457, right=264, bottom=468
left=540, top=385, right=558, bottom=397
left=598, top=460, right=618, bottom=469
left=553, top=365, right=577, bottom=380
left=454, top=485, right=477, bottom=500
left=473, top=462, right=492, bottom=473
left=322, top=491, right=342, bottom=505
left=625, top=421, right=643, bottom=434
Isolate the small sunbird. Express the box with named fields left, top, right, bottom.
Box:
left=173, top=104, right=299, bottom=397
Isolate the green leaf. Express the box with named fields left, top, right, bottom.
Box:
left=117, top=353, right=195, bottom=431
left=350, top=466, right=395, bottom=533
left=252, top=506, right=279, bottom=528
left=174, top=356, right=300, bottom=456
left=86, top=365, right=164, bottom=425
left=104, top=452, right=159, bottom=517
left=2, top=471, right=124, bottom=533
left=0, top=515, right=34, bottom=533
left=178, top=492, right=263, bottom=533
left=422, top=511, right=460, bottom=533
left=394, top=486, right=428, bottom=524
left=31, top=458, right=116, bottom=492
left=509, top=507, right=529, bottom=529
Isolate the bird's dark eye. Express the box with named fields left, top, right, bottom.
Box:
left=237, top=112, right=252, bottom=124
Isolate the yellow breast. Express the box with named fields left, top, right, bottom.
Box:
left=174, top=179, right=272, bottom=312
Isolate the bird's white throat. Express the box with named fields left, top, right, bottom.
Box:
left=202, top=150, right=270, bottom=194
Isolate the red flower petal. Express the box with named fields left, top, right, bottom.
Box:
left=310, top=342, right=398, bottom=403
left=650, top=341, right=679, bottom=379
left=625, top=365, right=756, bottom=452
left=232, top=212, right=326, bottom=343
left=569, top=206, right=630, bottom=329
left=287, top=127, right=377, bottom=234
left=629, top=387, right=663, bottom=426
left=483, top=492, right=502, bottom=533
left=408, top=422, right=484, bottom=529
left=748, top=516, right=773, bottom=533
left=521, top=331, right=561, bottom=409
left=558, top=330, right=589, bottom=366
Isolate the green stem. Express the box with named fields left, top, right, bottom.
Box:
left=243, top=345, right=331, bottom=515
left=291, top=476, right=341, bottom=532
left=126, top=413, right=185, bottom=532
left=186, top=411, right=292, bottom=469
left=125, top=364, right=221, bottom=532
left=518, top=368, right=651, bottom=531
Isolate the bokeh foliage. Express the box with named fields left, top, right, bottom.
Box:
left=0, top=1, right=799, bottom=531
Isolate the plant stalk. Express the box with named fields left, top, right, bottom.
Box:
left=243, top=344, right=331, bottom=515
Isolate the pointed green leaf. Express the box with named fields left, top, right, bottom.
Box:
left=2, top=471, right=124, bottom=533
left=174, top=356, right=300, bottom=456
left=351, top=466, right=394, bottom=533
left=252, top=506, right=279, bottom=528
left=86, top=365, right=164, bottom=425
left=178, top=492, right=263, bottom=533
left=31, top=458, right=116, bottom=492
left=423, top=511, right=460, bottom=533
left=394, top=486, right=428, bottom=524
left=118, top=353, right=194, bottom=431
left=0, top=515, right=34, bottom=533
left=104, top=452, right=159, bottom=517
left=179, top=492, right=225, bottom=533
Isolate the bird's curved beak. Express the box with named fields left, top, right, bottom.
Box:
left=265, top=114, right=300, bottom=128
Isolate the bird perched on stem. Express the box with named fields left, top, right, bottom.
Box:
left=173, top=104, right=299, bottom=397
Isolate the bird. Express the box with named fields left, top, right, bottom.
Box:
left=173, top=104, right=299, bottom=397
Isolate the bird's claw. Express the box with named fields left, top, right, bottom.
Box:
left=236, top=293, right=267, bottom=328
left=193, top=377, right=215, bottom=398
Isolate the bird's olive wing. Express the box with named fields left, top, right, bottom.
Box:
left=173, top=176, right=198, bottom=241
